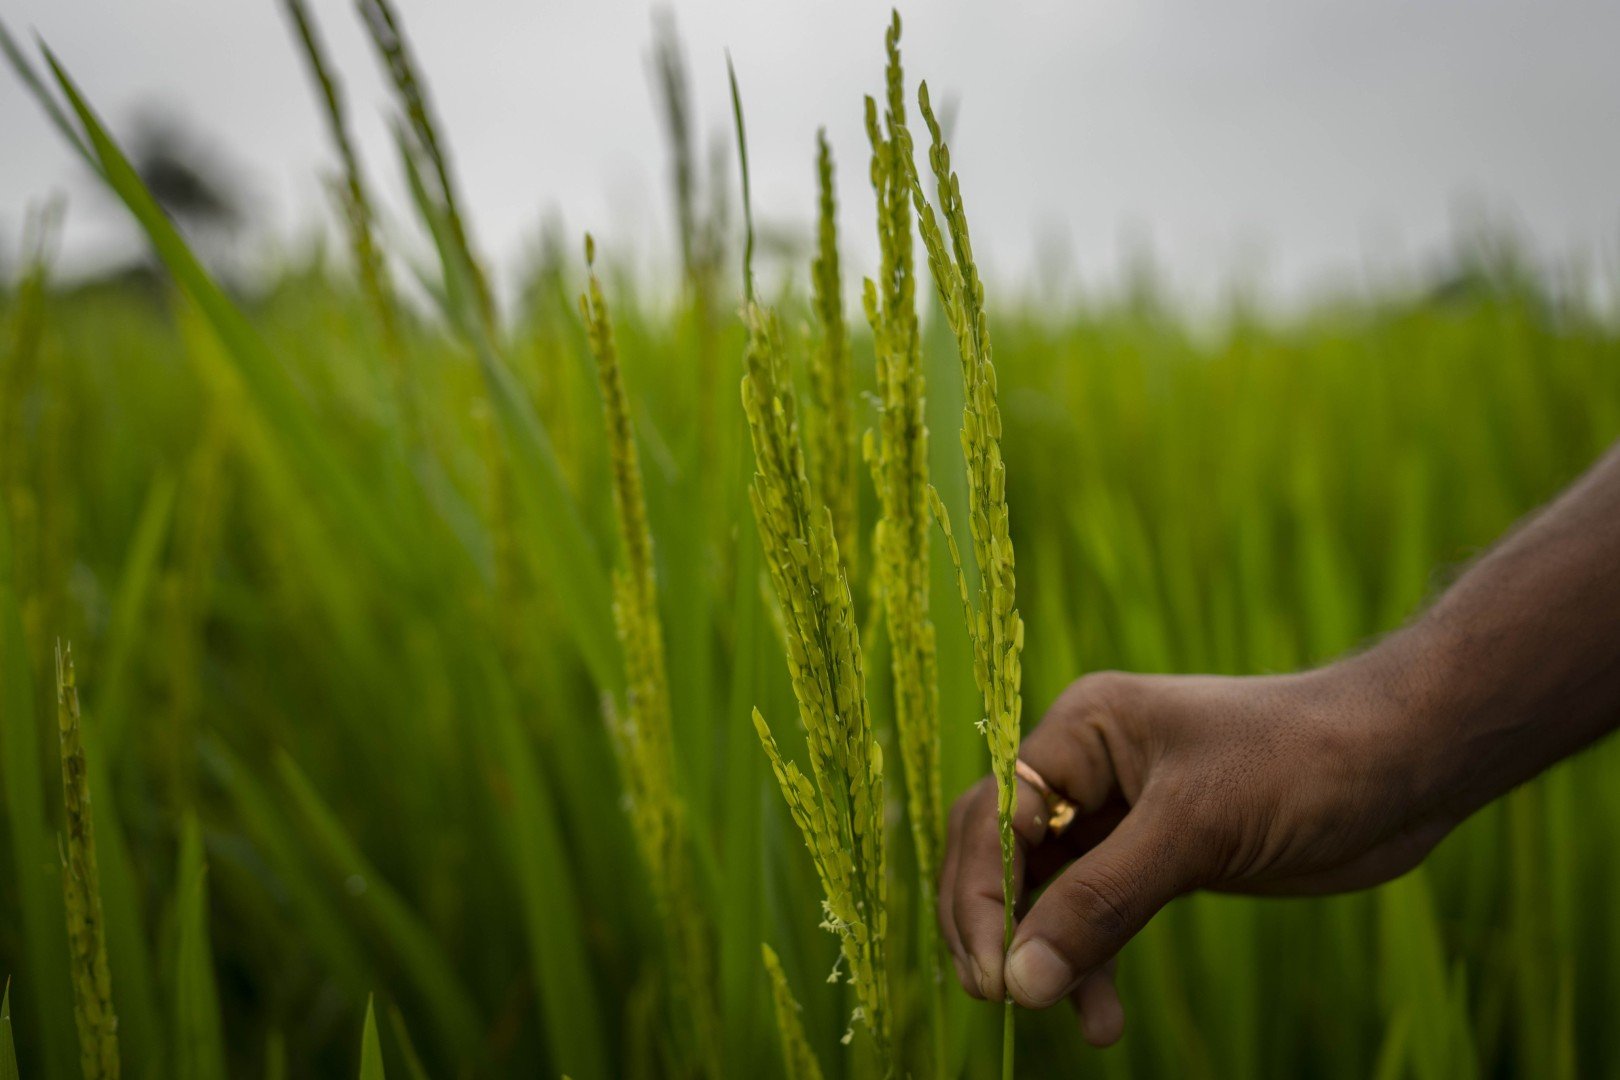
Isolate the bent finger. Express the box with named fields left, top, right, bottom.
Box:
left=1006, top=805, right=1203, bottom=1008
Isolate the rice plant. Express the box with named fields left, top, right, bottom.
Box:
left=861, top=13, right=948, bottom=1074
left=581, top=235, right=721, bottom=1076
left=743, top=304, right=891, bottom=1063
left=911, top=76, right=1027, bottom=1080
left=281, top=0, right=406, bottom=402
left=355, top=0, right=495, bottom=331
left=54, top=643, right=118, bottom=1080
left=761, top=946, right=825, bottom=1080
left=808, top=130, right=859, bottom=581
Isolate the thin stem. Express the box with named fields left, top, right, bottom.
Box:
left=1002, top=999, right=1015, bottom=1080
left=1002, top=893, right=1015, bottom=1080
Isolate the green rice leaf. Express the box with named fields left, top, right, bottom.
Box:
left=0, top=20, right=94, bottom=167
left=1, top=980, right=20, bottom=1080
left=357, top=997, right=385, bottom=1080
left=173, top=815, right=228, bottom=1080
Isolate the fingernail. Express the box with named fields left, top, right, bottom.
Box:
left=1005, top=939, right=1074, bottom=1007
left=971, top=957, right=994, bottom=999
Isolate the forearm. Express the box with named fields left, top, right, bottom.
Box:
left=1351, top=441, right=1620, bottom=822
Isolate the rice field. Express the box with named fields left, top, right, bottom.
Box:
left=3, top=4, right=1620, bottom=1078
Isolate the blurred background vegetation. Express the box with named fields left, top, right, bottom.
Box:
left=2, top=4, right=1619, bottom=1079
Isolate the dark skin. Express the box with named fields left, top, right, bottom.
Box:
left=941, top=441, right=1620, bottom=1045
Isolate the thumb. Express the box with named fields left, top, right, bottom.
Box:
left=1004, top=802, right=1203, bottom=1008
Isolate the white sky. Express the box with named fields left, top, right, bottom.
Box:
left=3, top=0, right=1620, bottom=304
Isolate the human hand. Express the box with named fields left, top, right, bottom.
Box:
left=939, top=664, right=1458, bottom=1045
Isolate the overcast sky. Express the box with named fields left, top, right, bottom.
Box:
left=4, top=0, right=1620, bottom=304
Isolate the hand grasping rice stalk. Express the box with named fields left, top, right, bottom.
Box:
left=742, top=304, right=891, bottom=1065
left=580, top=235, right=721, bottom=1076
left=911, top=80, right=1027, bottom=1080
left=861, top=11, right=947, bottom=1075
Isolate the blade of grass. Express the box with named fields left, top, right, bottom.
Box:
left=173, top=814, right=228, bottom=1080
left=1, top=980, right=19, bottom=1080
left=0, top=21, right=95, bottom=167
left=726, top=53, right=754, bottom=303
left=358, top=997, right=386, bottom=1080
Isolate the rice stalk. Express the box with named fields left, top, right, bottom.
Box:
left=651, top=11, right=725, bottom=448
left=726, top=55, right=756, bottom=304
left=282, top=0, right=408, bottom=404
left=911, top=80, right=1026, bottom=1080
left=357, top=0, right=496, bottom=332
left=807, top=129, right=859, bottom=585
left=761, top=945, right=826, bottom=1080
left=580, top=236, right=721, bottom=1076
left=742, top=305, right=890, bottom=1061
left=55, top=641, right=120, bottom=1080
left=651, top=10, right=699, bottom=290
left=862, top=13, right=947, bottom=1073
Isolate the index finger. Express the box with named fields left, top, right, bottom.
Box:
left=947, top=678, right=1131, bottom=998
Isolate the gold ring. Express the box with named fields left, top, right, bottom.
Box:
left=1015, top=759, right=1077, bottom=837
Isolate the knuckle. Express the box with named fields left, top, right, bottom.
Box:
left=1070, top=670, right=1137, bottom=714
left=1057, top=873, right=1134, bottom=952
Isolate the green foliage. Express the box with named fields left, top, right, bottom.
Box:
left=1, top=982, right=19, bottom=1080
left=173, top=816, right=226, bottom=1080
left=357, top=998, right=385, bottom=1080
left=1, top=8, right=1619, bottom=1080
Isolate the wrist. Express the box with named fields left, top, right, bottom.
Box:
left=1306, top=624, right=1471, bottom=833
